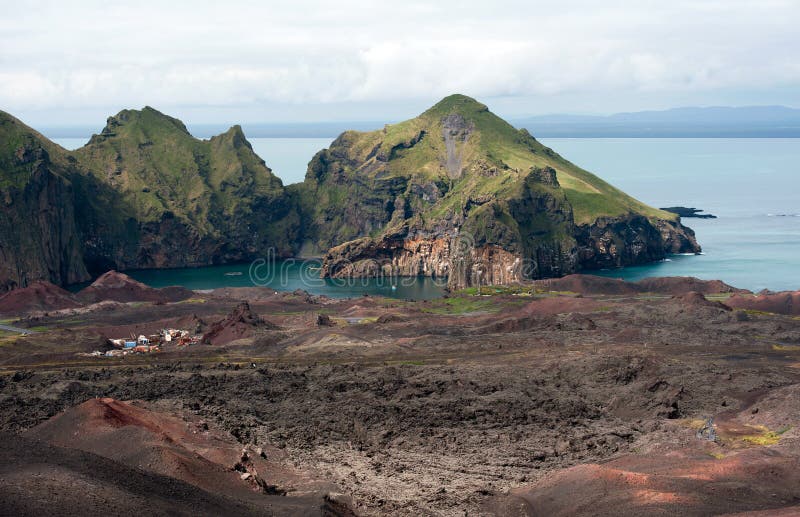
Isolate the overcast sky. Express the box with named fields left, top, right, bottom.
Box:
left=2, top=0, right=799, bottom=126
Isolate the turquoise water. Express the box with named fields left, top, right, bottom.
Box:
left=124, top=260, right=446, bottom=300
left=52, top=136, right=800, bottom=294
left=540, top=138, right=800, bottom=292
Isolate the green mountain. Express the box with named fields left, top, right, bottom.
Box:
left=299, top=94, right=699, bottom=287
left=0, top=107, right=299, bottom=290
left=72, top=107, right=299, bottom=270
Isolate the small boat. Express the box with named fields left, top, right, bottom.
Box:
left=224, top=272, right=243, bottom=276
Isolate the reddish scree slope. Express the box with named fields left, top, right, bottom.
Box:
left=0, top=281, right=81, bottom=314
left=25, top=398, right=343, bottom=515
left=77, top=270, right=194, bottom=303
left=533, top=274, right=746, bottom=296
left=726, top=291, right=800, bottom=316
left=491, top=386, right=800, bottom=516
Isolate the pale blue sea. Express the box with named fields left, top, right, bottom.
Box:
left=53, top=136, right=800, bottom=295
left=542, top=138, right=799, bottom=292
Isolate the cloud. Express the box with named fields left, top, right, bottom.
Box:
left=1, top=0, right=798, bottom=116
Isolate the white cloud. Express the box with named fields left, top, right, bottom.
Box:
left=1, top=0, right=798, bottom=120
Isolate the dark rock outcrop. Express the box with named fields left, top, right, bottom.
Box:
left=660, top=206, right=717, bottom=218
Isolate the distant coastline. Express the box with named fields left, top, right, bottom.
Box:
left=38, top=105, right=800, bottom=139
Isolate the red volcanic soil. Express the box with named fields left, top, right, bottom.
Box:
left=77, top=270, right=194, bottom=304
left=25, top=398, right=339, bottom=514
left=726, top=291, right=800, bottom=316
left=533, top=274, right=746, bottom=297
left=493, top=387, right=800, bottom=517
left=501, top=447, right=800, bottom=516
left=520, top=296, right=607, bottom=316
left=202, top=301, right=279, bottom=345
left=635, top=276, right=746, bottom=295
left=534, top=275, right=639, bottom=295
left=0, top=431, right=274, bottom=516
left=0, top=281, right=81, bottom=315
left=670, top=291, right=732, bottom=311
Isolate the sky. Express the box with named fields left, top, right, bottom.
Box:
left=1, top=0, right=799, bottom=127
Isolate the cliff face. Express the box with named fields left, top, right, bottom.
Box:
left=0, top=108, right=300, bottom=291
left=310, top=95, right=700, bottom=289
left=0, top=114, right=89, bottom=291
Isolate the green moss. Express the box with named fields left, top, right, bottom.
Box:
left=422, top=295, right=498, bottom=315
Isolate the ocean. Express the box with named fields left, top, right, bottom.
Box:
left=541, top=138, right=800, bottom=292
left=52, top=136, right=800, bottom=294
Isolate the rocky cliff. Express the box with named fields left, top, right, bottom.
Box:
left=0, top=113, right=89, bottom=290
left=309, top=94, right=700, bottom=288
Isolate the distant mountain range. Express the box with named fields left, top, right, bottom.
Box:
left=40, top=106, right=800, bottom=139
left=513, top=106, right=800, bottom=137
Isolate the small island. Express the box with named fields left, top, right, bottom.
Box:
left=661, top=206, right=718, bottom=219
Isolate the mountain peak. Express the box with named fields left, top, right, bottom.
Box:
left=423, top=94, right=488, bottom=117
left=209, top=124, right=252, bottom=150
left=101, top=106, right=190, bottom=137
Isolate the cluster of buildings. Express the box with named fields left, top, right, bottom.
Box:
left=83, top=328, right=200, bottom=358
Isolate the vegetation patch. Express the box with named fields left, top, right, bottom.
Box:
left=705, top=293, right=734, bottom=301
left=743, top=309, right=773, bottom=316
left=391, top=360, right=426, bottom=366
left=716, top=424, right=788, bottom=447
left=737, top=425, right=783, bottom=446
left=175, top=298, right=207, bottom=305
left=681, top=418, right=708, bottom=430
left=422, top=296, right=498, bottom=315
left=0, top=335, right=20, bottom=346
left=772, top=344, right=800, bottom=351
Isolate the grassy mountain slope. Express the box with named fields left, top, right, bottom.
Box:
left=72, top=107, right=299, bottom=267
left=302, top=94, right=674, bottom=242
left=304, top=95, right=698, bottom=286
